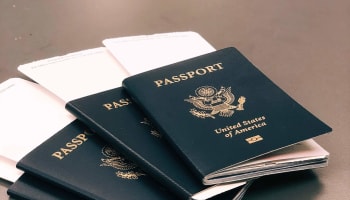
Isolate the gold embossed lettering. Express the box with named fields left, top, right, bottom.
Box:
left=103, top=98, right=131, bottom=110
left=186, top=71, right=196, bottom=78
left=66, top=142, right=78, bottom=149
left=51, top=132, right=89, bottom=160
left=52, top=152, right=64, bottom=160
left=154, top=62, right=224, bottom=87
left=172, top=75, right=181, bottom=82
left=75, top=134, right=88, bottom=142
left=154, top=80, right=163, bottom=87
left=103, top=103, right=113, bottom=110
left=163, top=78, right=174, bottom=85
left=61, top=147, right=73, bottom=155
left=179, top=73, right=188, bottom=80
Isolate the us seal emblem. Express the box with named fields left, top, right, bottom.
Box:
left=140, top=117, right=162, bottom=138
left=184, top=86, right=246, bottom=119
left=100, top=146, right=145, bottom=179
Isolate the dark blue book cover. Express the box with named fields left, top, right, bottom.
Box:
left=65, top=88, right=247, bottom=199
left=7, top=173, right=84, bottom=200
left=16, top=120, right=177, bottom=200
left=8, top=173, right=249, bottom=200
left=122, top=47, right=332, bottom=185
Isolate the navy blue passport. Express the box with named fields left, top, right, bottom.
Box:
left=8, top=174, right=247, bottom=200
left=122, top=47, right=332, bottom=185
left=7, top=173, right=83, bottom=200
left=65, top=88, right=247, bottom=200
left=16, top=120, right=178, bottom=200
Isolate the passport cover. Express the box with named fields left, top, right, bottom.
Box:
left=65, top=87, right=247, bottom=199
left=16, top=120, right=176, bottom=200
left=122, top=47, right=332, bottom=185
left=7, top=173, right=83, bottom=200
left=8, top=174, right=248, bottom=200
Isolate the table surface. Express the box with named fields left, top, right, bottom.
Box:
left=1, top=1, right=349, bottom=199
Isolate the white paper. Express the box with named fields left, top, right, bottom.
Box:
left=18, top=47, right=128, bottom=102
left=0, top=156, right=23, bottom=182
left=103, top=31, right=216, bottom=75
left=0, top=78, right=75, bottom=182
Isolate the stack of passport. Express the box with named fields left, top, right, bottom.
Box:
left=2, top=32, right=331, bottom=200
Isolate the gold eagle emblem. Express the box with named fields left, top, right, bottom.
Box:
left=100, top=146, right=145, bottom=179
left=185, top=86, right=245, bottom=119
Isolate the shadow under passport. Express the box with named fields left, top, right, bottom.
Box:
left=244, top=170, right=323, bottom=200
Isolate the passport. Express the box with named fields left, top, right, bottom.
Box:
left=8, top=174, right=248, bottom=200
left=16, top=120, right=177, bottom=200
left=122, top=47, right=332, bottom=185
left=7, top=173, right=84, bottom=200
left=65, top=87, right=247, bottom=200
